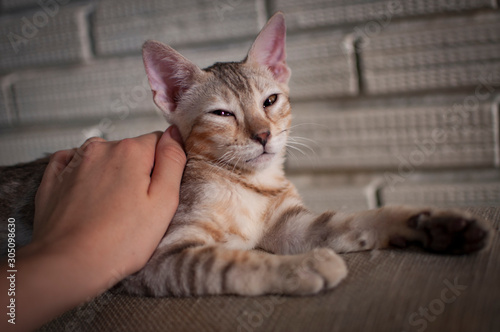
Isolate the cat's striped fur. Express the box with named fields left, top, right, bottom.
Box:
left=0, top=13, right=491, bottom=297
left=121, top=13, right=491, bottom=296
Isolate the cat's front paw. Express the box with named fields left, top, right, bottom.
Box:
left=279, top=248, right=347, bottom=295
left=406, top=210, right=491, bottom=254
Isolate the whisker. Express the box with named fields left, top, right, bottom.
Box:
left=232, top=155, right=242, bottom=173
left=286, top=143, right=307, bottom=156
left=289, top=122, right=329, bottom=131
left=288, top=135, right=317, bottom=144
left=285, top=147, right=299, bottom=161
left=286, top=139, right=316, bottom=155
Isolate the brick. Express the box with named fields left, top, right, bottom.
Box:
left=1, top=0, right=39, bottom=11
left=0, top=3, right=92, bottom=72
left=286, top=94, right=497, bottom=171
left=290, top=174, right=370, bottom=212
left=0, top=78, right=13, bottom=127
left=104, top=114, right=169, bottom=141
left=176, top=41, right=252, bottom=70
left=300, top=185, right=370, bottom=212
left=360, top=12, right=500, bottom=94
left=0, top=96, right=9, bottom=128
left=93, top=0, right=263, bottom=56
left=13, top=57, right=157, bottom=125
left=380, top=180, right=500, bottom=207
left=274, top=0, right=496, bottom=31
left=286, top=30, right=357, bottom=98
left=0, top=124, right=92, bottom=166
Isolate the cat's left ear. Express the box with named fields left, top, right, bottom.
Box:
left=247, top=12, right=291, bottom=84
left=142, top=40, right=203, bottom=118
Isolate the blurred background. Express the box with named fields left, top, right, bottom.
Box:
left=0, top=0, right=499, bottom=211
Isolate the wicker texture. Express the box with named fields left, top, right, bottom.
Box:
left=93, top=0, right=262, bottom=56
left=294, top=185, right=369, bottom=212
left=381, top=181, right=500, bottom=207
left=1, top=0, right=39, bottom=10
left=274, top=0, right=497, bottom=30
left=0, top=125, right=90, bottom=165
left=361, top=12, right=500, bottom=94
left=286, top=30, right=357, bottom=98
left=0, top=82, right=10, bottom=127
left=287, top=95, right=496, bottom=171
left=0, top=4, right=91, bottom=72
left=104, top=115, right=168, bottom=142
left=13, top=57, right=156, bottom=125
left=178, top=41, right=252, bottom=69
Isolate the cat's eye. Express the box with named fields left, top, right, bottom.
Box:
left=263, top=94, right=278, bottom=108
left=211, top=110, right=234, bottom=117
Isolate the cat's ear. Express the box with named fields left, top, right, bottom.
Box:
left=247, top=12, right=290, bottom=84
left=142, top=40, right=202, bottom=116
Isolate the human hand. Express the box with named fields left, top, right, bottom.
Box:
left=33, top=125, right=186, bottom=280
left=1, top=126, right=186, bottom=331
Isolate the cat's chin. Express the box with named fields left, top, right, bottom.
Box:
left=245, top=152, right=276, bottom=168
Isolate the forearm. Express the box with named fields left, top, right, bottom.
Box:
left=1, top=240, right=119, bottom=331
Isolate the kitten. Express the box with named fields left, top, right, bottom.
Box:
left=0, top=13, right=491, bottom=297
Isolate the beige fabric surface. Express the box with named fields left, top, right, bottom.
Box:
left=40, top=207, right=500, bottom=332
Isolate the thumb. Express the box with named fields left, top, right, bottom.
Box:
left=149, top=126, right=187, bottom=201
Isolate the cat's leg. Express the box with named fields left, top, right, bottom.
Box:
left=122, top=242, right=347, bottom=297
left=259, top=205, right=491, bottom=255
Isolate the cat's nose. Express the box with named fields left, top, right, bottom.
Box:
left=252, top=130, right=271, bottom=147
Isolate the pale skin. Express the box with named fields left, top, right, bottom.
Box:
left=0, top=126, right=186, bottom=331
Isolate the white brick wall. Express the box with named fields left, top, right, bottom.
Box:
left=13, top=57, right=156, bottom=125
left=93, top=0, right=263, bottom=56
left=361, top=12, right=500, bottom=94
left=0, top=0, right=499, bottom=208
left=0, top=3, right=92, bottom=71
left=289, top=95, right=497, bottom=170
left=274, top=0, right=497, bottom=30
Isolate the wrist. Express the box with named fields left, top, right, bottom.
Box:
left=21, top=237, right=123, bottom=297
left=1, top=240, right=121, bottom=331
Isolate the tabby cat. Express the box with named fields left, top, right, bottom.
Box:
left=0, top=13, right=491, bottom=297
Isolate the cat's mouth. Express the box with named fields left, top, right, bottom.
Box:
left=245, top=152, right=275, bottom=164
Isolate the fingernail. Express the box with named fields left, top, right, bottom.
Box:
left=168, top=125, right=183, bottom=146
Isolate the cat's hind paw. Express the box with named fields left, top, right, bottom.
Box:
left=279, top=248, right=347, bottom=295
left=407, top=210, right=491, bottom=254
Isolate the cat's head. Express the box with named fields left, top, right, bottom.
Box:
left=142, top=12, right=291, bottom=173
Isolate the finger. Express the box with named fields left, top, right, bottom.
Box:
left=127, top=131, right=164, bottom=156
left=149, top=126, right=186, bottom=201
left=109, top=131, right=163, bottom=146
left=46, top=149, right=77, bottom=179
left=52, top=148, right=77, bottom=167
left=80, top=136, right=107, bottom=150
left=109, top=132, right=164, bottom=178
left=135, top=130, right=164, bottom=142
left=35, top=148, right=76, bottom=206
